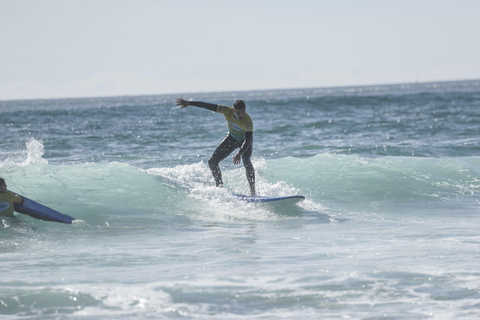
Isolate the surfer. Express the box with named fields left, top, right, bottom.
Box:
left=0, top=178, right=24, bottom=217
left=176, top=98, right=256, bottom=196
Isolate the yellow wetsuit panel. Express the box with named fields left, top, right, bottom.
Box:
left=216, top=105, right=253, bottom=141
left=0, top=192, right=23, bottom=217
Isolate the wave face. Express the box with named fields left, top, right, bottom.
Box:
left=2, top=143, right=478, bottom=221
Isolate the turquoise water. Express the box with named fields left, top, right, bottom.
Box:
left=1, top=80, right=480, bottom=319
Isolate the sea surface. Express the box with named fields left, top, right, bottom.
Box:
left=1, top=80, right=480, bottom=319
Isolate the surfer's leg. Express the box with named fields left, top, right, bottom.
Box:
left=242, top=144, right=255, bottom=196
left=208, top=135, right=238, bottom=187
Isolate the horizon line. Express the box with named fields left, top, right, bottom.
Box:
left=1, top=77, right=479, bottom=103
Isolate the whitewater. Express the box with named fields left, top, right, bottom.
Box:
left=1, top=80, right=480, bottom=319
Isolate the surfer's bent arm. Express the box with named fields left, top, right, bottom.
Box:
left=175, top=98, right=217, bottom=112
left=15, top=194, right=24, bottom=204
left=233, top=131, right=253, bottom=165
left=238, top=131, right=253, bottom=155
left=10, top=192, right=24, bottom=204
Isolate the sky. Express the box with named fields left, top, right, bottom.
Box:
left=1, top=0, right=479, bottom=100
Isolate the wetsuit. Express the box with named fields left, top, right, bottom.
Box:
left=0, top=192, right=23, bottom=218
left=189, top=101, right=255, bottom=195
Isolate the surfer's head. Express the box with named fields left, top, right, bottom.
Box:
left=233, top=100, right=246, bottom=110
left=233, top=100, right=246, bottom=120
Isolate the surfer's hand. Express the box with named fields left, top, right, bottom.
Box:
left=233, top=153, right=241, bottom=165
left=175, top=98, right=190, bottom=108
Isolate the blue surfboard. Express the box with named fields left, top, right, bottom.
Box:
left=13, top=193, right=75, bottom=224
left=232, top=193, right=305, bottom=204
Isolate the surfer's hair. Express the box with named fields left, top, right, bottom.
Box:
left=0, top=178, right=5, bottom=186
left=233, top=100, right=246, bottom=110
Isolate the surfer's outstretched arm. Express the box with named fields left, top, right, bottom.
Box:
left=176, top=98, right=217, bottom=112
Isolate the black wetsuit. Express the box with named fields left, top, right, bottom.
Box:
left=190, top=101, right=255, bottom=195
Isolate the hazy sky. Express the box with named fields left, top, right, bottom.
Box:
left=1, top=0, right=479, bottom=100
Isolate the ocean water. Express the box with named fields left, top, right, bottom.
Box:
left=1, top=80, right=480, bottom=319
